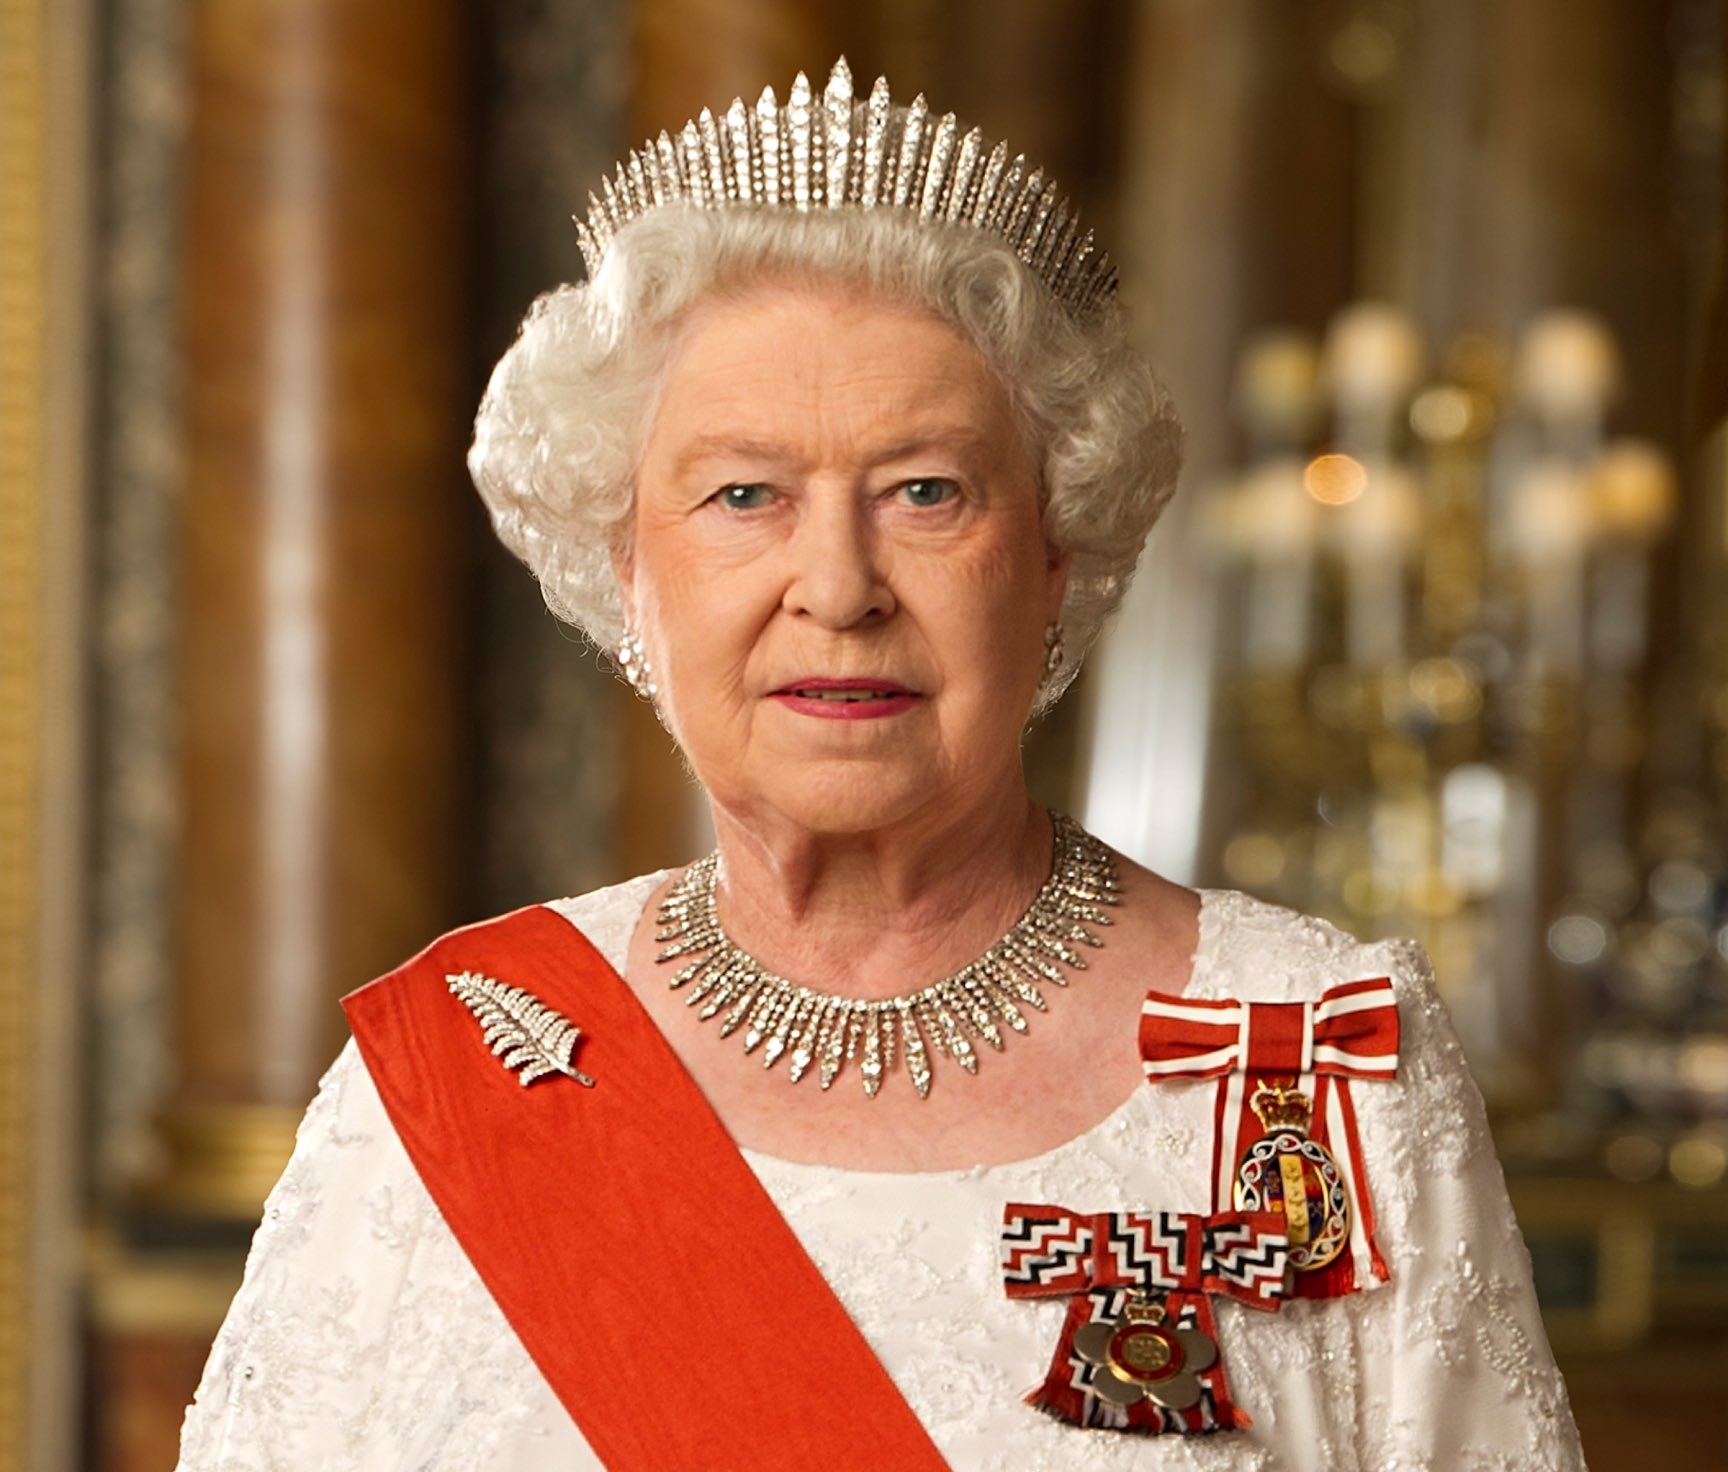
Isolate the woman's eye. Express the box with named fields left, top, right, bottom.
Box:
left=899, top=478, right=958, bottom=508
left=715, top=483, right=772, bottom=510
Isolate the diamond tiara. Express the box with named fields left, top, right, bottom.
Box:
left=574, top=57, right=1119, bottom=318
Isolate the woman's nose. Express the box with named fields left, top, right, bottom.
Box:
left=782, top=492, right=894, bottom=628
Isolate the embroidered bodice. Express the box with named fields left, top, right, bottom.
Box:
left=176, top=882, right=1586, bottom=1471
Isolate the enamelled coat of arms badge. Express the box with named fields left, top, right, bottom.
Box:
left=1139, top=977, right=1401, bottom=1298
left=1233, top=1082, right=1350, bottom=1273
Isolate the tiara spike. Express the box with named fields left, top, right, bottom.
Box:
left=969, top=140, right=1009, bottom=229
left=725, top=99, right=753, bottom=202
left=892, top=94, right=929, bottom=208
left=1022, top=203, right=1056, bottom=270
left=861, top=75, right=891, bottom=207
left=877, top=96, right=902, bottom=203
left=1005, top=167, right=1045, bottom=251
left=1057, top=219, right=1087, bottom=291
left=575, top=218, right=599, bottom=276
left=650, top=133, right=678, bottom=205
left=1047, top=213, right=1082, bottom=291
left=1058, top=229, right=1094, bottom=297
left=985, top=154, right=1026, bottom=231
left=584, top=191, right=612, bottom=249
left=921, top=112, right=960, bottom=220
left=574, top=64, right=1116, bottom=317
left=809, top=78, right=827, bottom=207
left=1088, top=257, right=1119, bottom=313
left=698, top=108, right=728, bottom=200
left=788, top=71, right=815, bottom=211
left=945, top=127, right=985, bottom=223
left=824, top=59, right=854, bottom=209
left=1027, top=191, right=1062, bottom=271
left=1030, top=197, right=1068, bottom=272
left=1059, top=221, right=1093, bottom=290
left=756, top=86, right=780, bottom=205
left=679, top=123, right=708, bottom=205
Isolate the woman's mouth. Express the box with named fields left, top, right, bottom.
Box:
left=769, top=680, right=922, bottom=719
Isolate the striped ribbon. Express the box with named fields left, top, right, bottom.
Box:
left=1138, top=978, right=1400, bottom=1298
left=1002, top=1204, right=1290, bottom=1309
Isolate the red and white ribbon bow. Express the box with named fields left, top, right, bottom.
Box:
left=1001, top=1204, right=1291, bottom=1434
left=1138, top=978, right=1400, bottom=1298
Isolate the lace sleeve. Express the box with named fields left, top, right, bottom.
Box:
left=173, top=1041, right=553, bottom=1472
left=1345, top=939, right=1586, bottom=1471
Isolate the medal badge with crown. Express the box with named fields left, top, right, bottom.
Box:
left=1001, top=1204, right=1293, bottom=1435
left=1140, top=977, right=1402, bottom=1299
left=1233, top=1082, right=1351, bottom=1274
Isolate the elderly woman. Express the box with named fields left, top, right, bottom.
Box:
left=177, top=62, right=1585, bottom=1472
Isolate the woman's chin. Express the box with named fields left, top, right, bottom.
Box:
left=712, top=763, right=968, bottom=839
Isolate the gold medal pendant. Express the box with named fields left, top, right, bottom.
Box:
left=1073, top=1293, right=1218, bottom=1411
left=1232, top=1082, right=1350, bottom=1273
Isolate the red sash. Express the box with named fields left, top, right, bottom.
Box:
left=343, top=904, right=948, bottom=1471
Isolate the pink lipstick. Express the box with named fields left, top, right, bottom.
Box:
left=769, top=678, right=922, bottom=720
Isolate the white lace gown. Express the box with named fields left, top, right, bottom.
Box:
left=176, top=880, right=1587, bottom=1471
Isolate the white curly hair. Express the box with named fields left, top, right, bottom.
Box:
left=468, top=203, right=1182, bottom=710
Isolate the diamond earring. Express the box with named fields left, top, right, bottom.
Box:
left=616, top=626, right=658, bottom=700
left=1043, top=622, right=1066, bottom=677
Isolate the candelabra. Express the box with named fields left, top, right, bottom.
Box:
left=1205, top=305, right=1728, bottom=1202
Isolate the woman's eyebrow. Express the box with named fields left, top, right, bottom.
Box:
left=866, top=428, right=991, bottom=467
left=670, top=427, right=992, bottom=478
left=669, top=434, right=799, bottom=476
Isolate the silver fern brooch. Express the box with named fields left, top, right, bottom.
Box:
left=446, top=971, right=597, bottom=1088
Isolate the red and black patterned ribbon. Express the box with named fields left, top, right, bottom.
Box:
left=1001, top=1204, right=1290, bottom=1435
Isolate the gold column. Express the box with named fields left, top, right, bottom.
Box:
left=158, top=0, right=473, bottom=1218
left=3, top=0, right=91, bottom=1464
left=0, top=6, right=46, bottom=1458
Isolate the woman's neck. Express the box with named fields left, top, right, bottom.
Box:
left=702, top=792, right=1053, bottom=1001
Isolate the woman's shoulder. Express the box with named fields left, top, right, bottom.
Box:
left=369, top=870, right=675, bottom=988
left=535, top=868, right=670, bottom=976
left=1197, top=887, right=1470, bottom=1117
left=1195, top=886, right=1440, bottom=1013
left=541, top=868, right=670, bottom=964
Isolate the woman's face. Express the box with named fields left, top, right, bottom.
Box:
left=620, top=281, right=1068, bottom=837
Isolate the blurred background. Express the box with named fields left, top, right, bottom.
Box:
left=5, top=0, right=1728, bottom=1467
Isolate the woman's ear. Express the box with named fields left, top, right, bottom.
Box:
left=611, top=543, right=637, bottom=627
left=1044, top=543, right=1072, bottom=625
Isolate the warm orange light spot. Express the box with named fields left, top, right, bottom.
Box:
left=1303, top=453, right=1367, bottom=505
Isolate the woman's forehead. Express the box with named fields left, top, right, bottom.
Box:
left=647, top=282, right=1016, bottom=451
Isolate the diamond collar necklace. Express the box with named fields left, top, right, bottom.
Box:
left=653, top=812, right=1120, bottom=1099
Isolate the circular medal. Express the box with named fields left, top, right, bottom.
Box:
left=1234, top=1127, right=1350, bottom=1271
left=1105, top=1320, right=1184, bottom=1384
left=1073, top=1295, right=1221, bottom=1410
